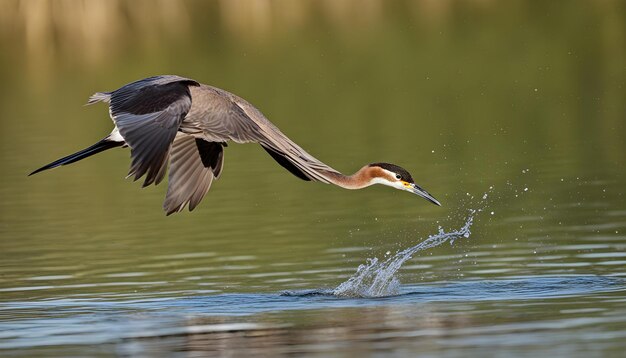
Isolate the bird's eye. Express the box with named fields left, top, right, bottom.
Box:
left=395, top=174, right=402, bottom=180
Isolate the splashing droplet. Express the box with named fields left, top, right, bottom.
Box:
left=333, top=212, right=476, bottom=298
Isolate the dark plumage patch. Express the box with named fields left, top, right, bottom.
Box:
left=369, top=162, right=414, bottom=183
left=195, top=139, right=224, bottom=169
left=110, top=79, right=198, bottom=115
left=262, top=145, right=311, bottom=181
left=193, top=139, right=226, bottom=178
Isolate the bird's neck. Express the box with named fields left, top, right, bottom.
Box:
left=321, top=166, right=374, bottom=190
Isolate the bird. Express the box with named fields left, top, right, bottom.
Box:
left=29, top=75, right=441, bottom=215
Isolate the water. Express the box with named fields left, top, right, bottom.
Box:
left=332, top=212, right=475, bottom=297
left=1, top=1, right=626, bottom=357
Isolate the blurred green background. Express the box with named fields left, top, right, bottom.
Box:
left=0, top=0, right=624, bottom=296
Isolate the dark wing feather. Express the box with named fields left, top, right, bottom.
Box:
left=109, top=77, right=197, bottom=186
left=195, top=138, right=225, bottom=178
left=261, top=144, right=310, bottom=181
left=163, top=134, right=225, bottom=215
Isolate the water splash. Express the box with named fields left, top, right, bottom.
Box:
left=333, top=211, right=475, bottom=298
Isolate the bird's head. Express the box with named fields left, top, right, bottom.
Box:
left=366, top=162, right=441, bottom=206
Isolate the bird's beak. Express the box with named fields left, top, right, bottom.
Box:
left=403, top=182, right=441, bottom=206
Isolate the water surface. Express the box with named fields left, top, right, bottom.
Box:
left=1, top=1, right=625, bottom=356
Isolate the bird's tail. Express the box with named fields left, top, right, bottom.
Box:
left=29, top=137, right=123, bottom=176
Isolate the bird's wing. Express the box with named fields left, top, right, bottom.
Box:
left=188, top=85, right=341, bottom=183
left=108, top=76, right=199, bottom=187
left=163, top=133, right=224, bottom=215
left=233, top=98, right=341, bottom=183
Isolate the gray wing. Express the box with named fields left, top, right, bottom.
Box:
left=234, top=98, right=340, bottom=183
left=186, top=85, right=341, bottom=184
left=108, top=75, right=199, bottom=186
left=163, top=133, right=225, bottom=215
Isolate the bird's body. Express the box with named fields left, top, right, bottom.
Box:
left=30, top=75, right=440, bottom=214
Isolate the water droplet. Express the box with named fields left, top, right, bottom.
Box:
left=333, top=214, right=476, bottom=298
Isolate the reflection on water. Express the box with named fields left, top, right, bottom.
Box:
left=1, top=1, right=626, bottom=357
left=1, top=275, right=624, bottom=355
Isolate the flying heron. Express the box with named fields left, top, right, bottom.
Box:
left=30, top=75, right=441, bottom=215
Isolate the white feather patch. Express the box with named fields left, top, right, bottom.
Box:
left=108, top=127, right=125, bottom=142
